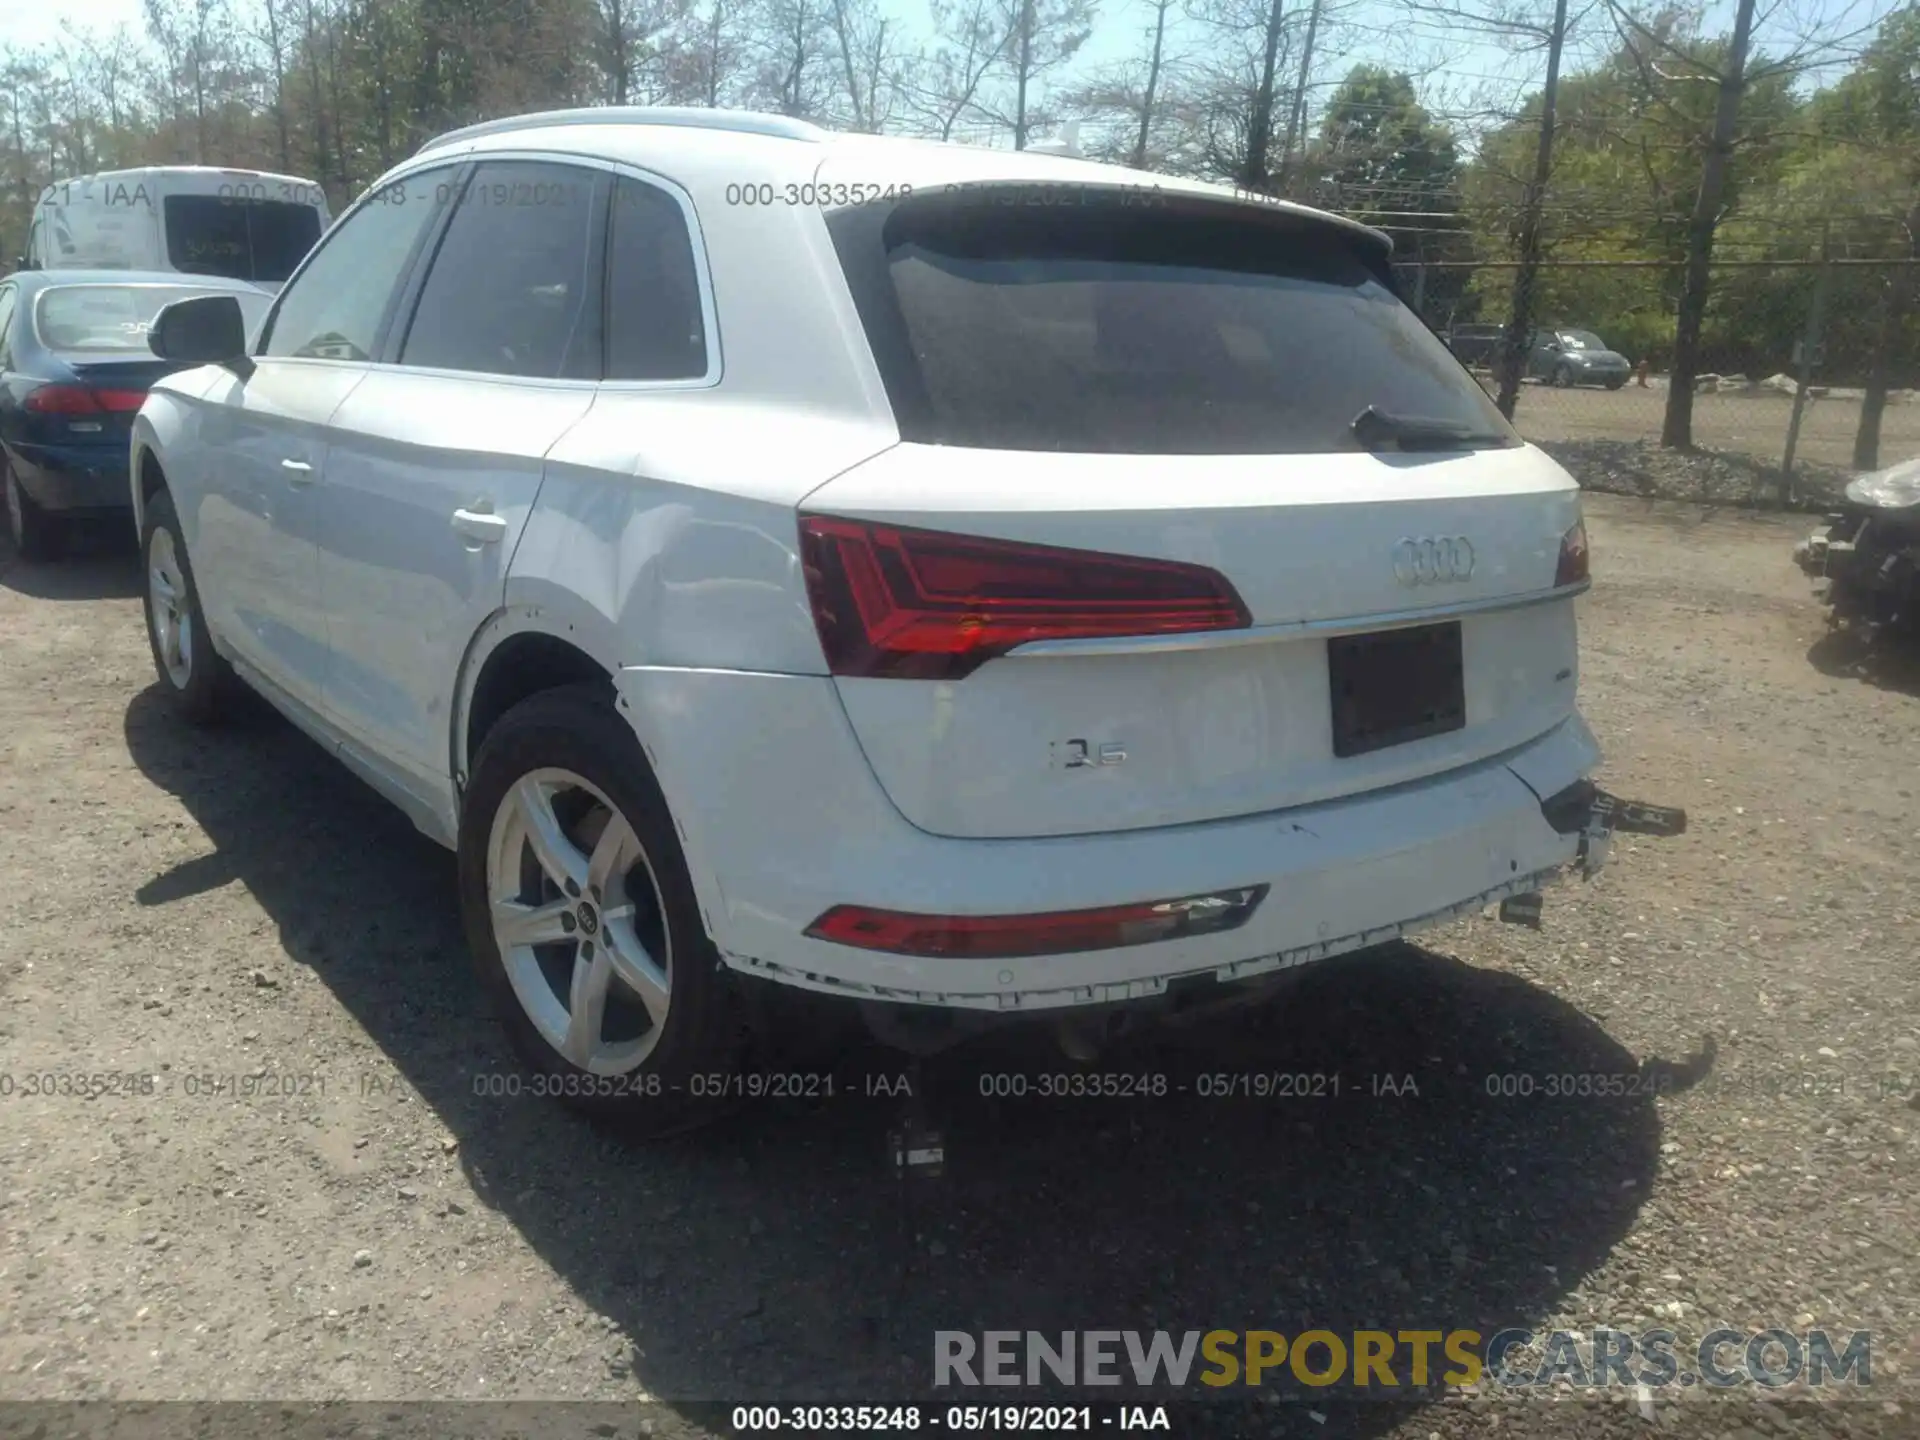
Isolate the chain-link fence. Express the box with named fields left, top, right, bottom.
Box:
left=1398, top=258, right=1920, bottom=493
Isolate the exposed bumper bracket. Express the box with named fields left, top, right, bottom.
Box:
left=1539, top=780, right=1688, bottom=880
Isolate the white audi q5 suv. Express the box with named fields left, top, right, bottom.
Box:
left=129, top=106, right=1663, bottom=1131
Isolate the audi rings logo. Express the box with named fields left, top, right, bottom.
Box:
left=1393, top=536, right=1476, bottom=586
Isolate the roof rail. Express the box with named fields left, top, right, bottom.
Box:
left=418, top=107, right=828, bottom=156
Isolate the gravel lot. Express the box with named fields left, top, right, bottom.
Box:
left=2, top=485, right=1917, bottom=1440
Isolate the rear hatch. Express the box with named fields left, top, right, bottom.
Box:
left=807, top=187, right=1587, bottom=841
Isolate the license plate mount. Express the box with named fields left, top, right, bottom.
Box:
left=1328, top=621, right=1467, bottom=759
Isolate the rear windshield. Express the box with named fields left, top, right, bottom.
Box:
left=831, top=194, right=1516, bottom=454
left=35, top=284, right=273, bottom=353
left=163, top=195, right=324, bottom=284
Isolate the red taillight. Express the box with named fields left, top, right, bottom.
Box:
left=1555, top=519, right=1590, bottom=587
left=798, top=515, right=1250, bottom=679
left=805, top=887, right=1268, bottom=959
left=24, top=385, right=145, bottom=415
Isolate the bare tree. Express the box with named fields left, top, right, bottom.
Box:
left=253, top=0, right=295, bottom=171
left=1274, top=0, right=1322, bottom=189
left=597, top=0, right=698, bottom=105
left=80, top=27, right=145, bottom=139
left=973, top=0, right=1096, bottom=149
left=1051, top=0, right=1178, bottom=167
left=902, top=0, right=1010, bottom=140
left=824, top=0, right=904, bottom=130
left=145, top=0, right=229, bottom=163
left=688, top=0, right=745, bottom=105
left=1131, top=0, right=1174, bottom=167
left=749, top=0, right=834, bottom=117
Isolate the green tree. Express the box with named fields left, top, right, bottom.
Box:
left=1310, top=65, right=1470, bottom=319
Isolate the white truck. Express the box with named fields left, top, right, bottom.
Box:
left=22, top=166, right=331, bottom=292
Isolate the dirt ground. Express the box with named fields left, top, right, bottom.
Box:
left=2, top=492, right=1918, bottom=1440
left=1509, top=383, right=1920, bottom=474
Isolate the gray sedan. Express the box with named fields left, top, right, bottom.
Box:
left=1530, top=329, right=1631, bottom=390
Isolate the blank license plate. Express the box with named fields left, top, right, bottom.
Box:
left=1328, top=622, right=1466, bottom=759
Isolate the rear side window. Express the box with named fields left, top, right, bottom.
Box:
left=833, top=195, right=1516, bottom=455
left=605, top=176, right=708, bottom=381
left=163, top=196, right=324, bottom=283
left=399, top=161, right=605, bottom=380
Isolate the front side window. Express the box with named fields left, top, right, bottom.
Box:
left=834, top=194, right=1516, bottom=455
left=398, top=161, right=604, bottom=379
left=262, top=174, right=450, bottom=362
left=164, top=196, right=325, bottom=283
left=35, top=284, right=273, bottom=353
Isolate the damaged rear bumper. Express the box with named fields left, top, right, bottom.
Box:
left=1495, top=780, right=1688, bottom=929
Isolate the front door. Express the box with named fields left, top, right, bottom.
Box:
left=205, top=164, right=457, bottom=715
left=191, top=361, right=356, bottom=712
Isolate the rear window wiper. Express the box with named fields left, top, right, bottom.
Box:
left=1351, top=405, right=1508, bottom=452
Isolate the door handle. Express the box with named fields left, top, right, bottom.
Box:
left=280, top=458, right=314, bottom=485
left=451, top=506, right=508, bottom=545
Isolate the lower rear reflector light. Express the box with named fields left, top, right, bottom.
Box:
left=804, top=886, right=1269, bottom=959
left=1555, top=518, right=1589, bottom=587
left=799, top=515, right=1251, bottom=680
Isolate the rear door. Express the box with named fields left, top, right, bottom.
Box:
left=809, top=189, right=1586, bottom=840
left=314, top=159, right=606, bottom=812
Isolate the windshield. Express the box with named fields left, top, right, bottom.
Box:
left=34, top=284, right=273, bottom=353
left=163, top=195, right=324, bottom=284
left=1558, top=330, right=1606, bottom=350
left=833, top=196, right=1517, bottom=455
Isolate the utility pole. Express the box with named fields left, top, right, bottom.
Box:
left=1276, top=0, right=1324, bottom=194
left=1778, top=222, right=1832, bottom=506
left=1131, top=0, right=1170, bottom=169
left=1493, top=0, right=1570, bottom=420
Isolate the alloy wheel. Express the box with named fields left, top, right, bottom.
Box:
left=147, top=526, right=194, bottom=689
left=486, top=767, right=673, bottom=1074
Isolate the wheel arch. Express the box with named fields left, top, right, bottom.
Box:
left=452, top=595, right=646, bottom=807
left=449, top=607, right=728, bottom=951
left=131, top=439, right=168, bottom=539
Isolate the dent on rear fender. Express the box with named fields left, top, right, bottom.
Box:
left=507, top=467, right=827, bottom=675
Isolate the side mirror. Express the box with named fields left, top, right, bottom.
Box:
left=149, top=294, right=254, bottom=379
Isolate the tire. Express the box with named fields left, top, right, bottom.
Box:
left=140, top=489, right=239, bottom=724
left=4, top=453, right=64, bottom=561
left=458, top=685, right=744, bottom=1133
left=1604, top=376, right=1626, bottom=391
left=1552, top=365, right=1574, bottom=389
